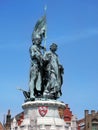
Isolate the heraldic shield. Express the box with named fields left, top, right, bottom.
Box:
left=38, top=106, right=48, bottom=117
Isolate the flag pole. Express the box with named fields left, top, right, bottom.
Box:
left=44, top=5, right=47, bottom=52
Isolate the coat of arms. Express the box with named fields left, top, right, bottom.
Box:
left=38, top=106, right=48, bottom=117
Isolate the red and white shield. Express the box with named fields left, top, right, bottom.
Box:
left=38, top=106, right=48, bottom=117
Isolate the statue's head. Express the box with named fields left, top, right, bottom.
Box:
left=50, top=43, right=58, bottom=52
left=32, top=31, right=42, bottom=45
left=32, top=37, right=42, bottom=45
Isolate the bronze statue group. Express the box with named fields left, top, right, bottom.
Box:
left=28, top=36, right=64, bottom=101
left=20, top=15, right=64, bottom=101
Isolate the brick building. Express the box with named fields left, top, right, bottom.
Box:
left=4, top=110, right=11, bottom=130
left=64, top=104, right=77, bottom=130
left=85, top=110, right=98, bottom=130
left=78, top=110, right=98, bottom=130
left=0, top=122, right=4, bottom=130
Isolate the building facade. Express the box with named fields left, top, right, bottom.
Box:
left=4, top=110, right=11, bottom=130
left=78, top=110, right=98, bottom=130
left=0, top=122, right=4, bottom=130
left=64, top=104, right=77, bottom=130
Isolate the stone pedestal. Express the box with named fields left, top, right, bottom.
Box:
left=21, top=100, right=66, bottom=130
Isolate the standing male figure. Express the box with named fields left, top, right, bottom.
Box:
left=44, top=43, right=64, bottom=99
left=29, top=38, right=44, bottom=100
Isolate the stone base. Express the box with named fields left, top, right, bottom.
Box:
left=21, top=100, right=66, bottom=130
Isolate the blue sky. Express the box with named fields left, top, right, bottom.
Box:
left=0, top=0, right=98, bottom=122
